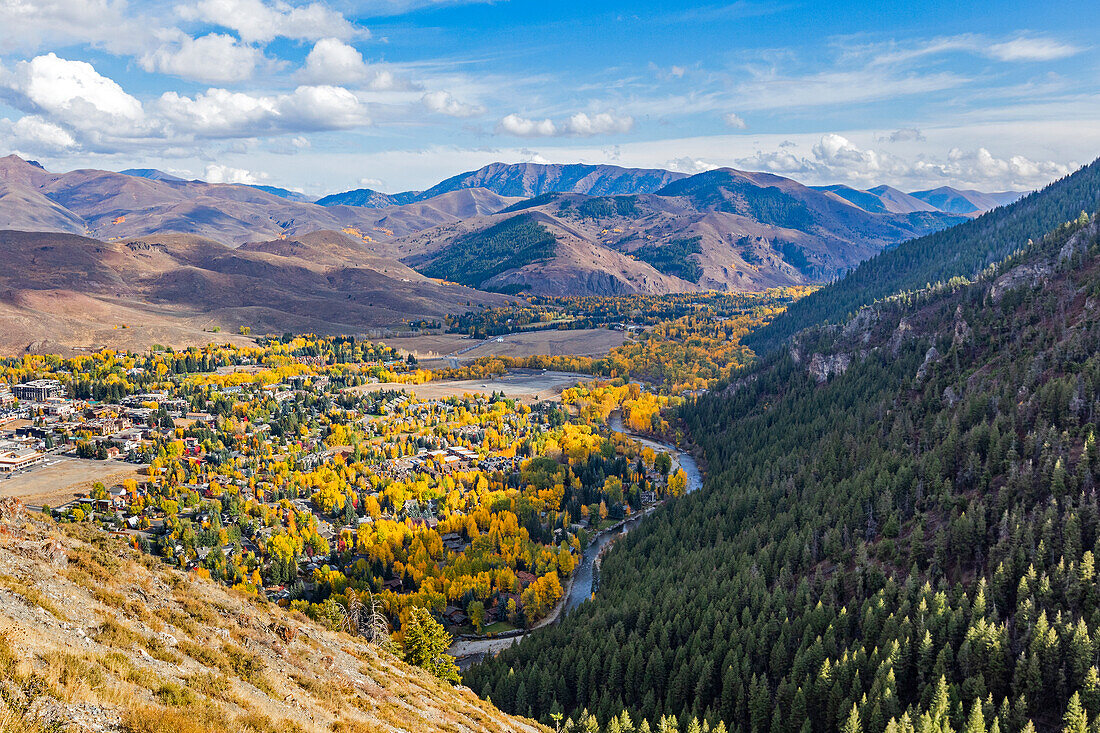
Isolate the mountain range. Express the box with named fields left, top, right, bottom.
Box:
left=0, top=153, right=1033, bottom=346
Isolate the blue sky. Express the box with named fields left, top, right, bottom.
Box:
left=0, top=0, right=1097, bottom=195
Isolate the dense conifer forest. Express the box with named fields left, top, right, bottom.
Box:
left=467, top=161, right=1100, bottom=733
left=747, top=159, right=1100, bottom=354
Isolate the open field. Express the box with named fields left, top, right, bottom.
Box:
left=355, top=369, right=591, bottom=402
left=0, top=456, right=147, bottom=507
left=387, top=327, right=627, bottom=363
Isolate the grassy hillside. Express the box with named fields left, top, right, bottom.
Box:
left=419, top=214, right=558, bottom=289
left=467, top=206, right=1100, bottom=733
left=0, top=501, right=543, bottom=733
left=746, top=157, right=1100, bottom=354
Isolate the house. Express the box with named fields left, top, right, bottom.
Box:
left=516, top=571, right=537, bottom=588
left=443, top=606, right=468, bottom=626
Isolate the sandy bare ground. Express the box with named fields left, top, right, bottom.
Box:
left=353, top=370, right=591, bottom=403
left=387, top=328, right=626, bottom=362
left=0, top=456, right=147, bottom=506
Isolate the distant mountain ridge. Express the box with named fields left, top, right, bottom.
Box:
left=396, top=167, right=971, bottom=295
left=316, top=162, right=688, bottom=209
left=0, top=154, right=517, bottom=246
left=316, top=188, right=420, bottom=207
left=320, top=161, right=1026, bottom=216
left=909, top=186, right=1025, bottom=214
left=0, top=153, right=1034, bottom=302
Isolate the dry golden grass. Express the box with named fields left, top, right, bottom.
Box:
left=0, top=507, right=547, bottom=733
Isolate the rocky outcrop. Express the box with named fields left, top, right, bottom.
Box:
left=990, top=261, right=1053, bottom=303
left=808, top=352, right=852, bottom=383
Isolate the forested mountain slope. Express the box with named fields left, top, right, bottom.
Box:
left=467, top=206, right=1100, bottom=733
left=746, top=157, right=1100, bottom=354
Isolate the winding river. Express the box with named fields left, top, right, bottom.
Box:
left=449, top=411, right=703, bottom=667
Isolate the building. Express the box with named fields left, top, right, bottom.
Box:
left=12, top=380, right=64, bottom=402
left=0, top=440, right=45, bottom=473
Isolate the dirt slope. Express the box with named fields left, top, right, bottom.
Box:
left=0, top=500, right=544, bottom=733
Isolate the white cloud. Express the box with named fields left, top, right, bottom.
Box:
left=1, top=115, right=77, bottom=153
left=666, top=157, right=720, bottom=174
left=0, top=0, right=156, bottom=55
left=158, top=85, right=370, bottom=137
left=181, top=0, right=360, bottom=44
left=497, top=111, right=633, bottom=137
left=302, top=38, right=365, bottom=84
left=880, top=128, right=925, bottom=143
left=140, top=33, right=262, bottom=83
left=986, top=36, right=1081, bottom=62
left=913, top=147, right=1073, bottom=188
left=724, top=113, right=747, bottom=129
left=422, top=90, right=483, bottom=118
left=359, top=176, right=384, bottom=187
left=300, top=38, right=408, bottom=91
left=5, top=53, right=148, bottom=143
left=563, top=112, right=633, bottom=135
left=732, top=133, right=1074, bottom=191
left=498, top=114, right=558, bottom=137
left=204, top=163, right=268, bottom=184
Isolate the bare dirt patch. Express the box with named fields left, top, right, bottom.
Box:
left=389, top=327, right=626, bottom=363
left=0, top=457, right=147, bottom=507
left=355, top=370, right=591, bottom=403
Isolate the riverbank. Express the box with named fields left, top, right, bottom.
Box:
left=448, top=411, right=703, bottom=668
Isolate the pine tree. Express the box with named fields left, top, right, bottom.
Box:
left=1063, top=693, right=1088, bottom=733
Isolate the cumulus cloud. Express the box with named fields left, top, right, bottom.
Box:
left=299, top=38, right=409, bottom=91
left=564, top=112, right=633, bottom=135
left=140, top=33, right=262, bottom=83
left=302, top=38, right=365, bottom=83
left=159, top=85, right=370, bottom=138
left=498, top=111, right=633, bottom=137
left=723, top=113, right=747, bottom=129
left=3, top=53, right=149, bottom=145
left=204, top=163, right=268, bottom=184
left=422, top=90, right=483, bottom=118
left=1, top=115, right=77, bottom=153
left=181, top=0, right=360, bottom=43
left=498, top=114, right=558, bottom=137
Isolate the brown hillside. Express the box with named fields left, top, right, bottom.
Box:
left=0, top=230, right=510, bottom=355
left=0, top=499, right=543, bottom=733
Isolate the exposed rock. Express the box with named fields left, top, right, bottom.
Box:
left=842, top=307, right=879, bottom=344
left=808, top=352, right=851, bottom=383
left=915, top=346, right=941, bottom=383
left=943, top=385, right=959, bottom=407
left=887, top=317, right=913, bottom=356
left=990, top=261, right=1052, bottom=303
left=952, top=306, right=972, bottom=346
left=0, top=497, right=26, bottom=524
left=42, top=538, right=68, bottom=566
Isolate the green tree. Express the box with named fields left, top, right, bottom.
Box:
left=400, top=607, right=460, bottom=684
